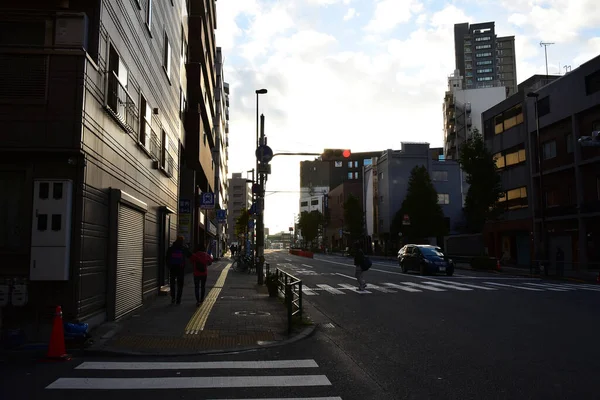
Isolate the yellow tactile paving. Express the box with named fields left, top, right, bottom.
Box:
left=184, top=263, right=231, bottom=335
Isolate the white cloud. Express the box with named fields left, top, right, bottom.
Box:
left=364, top=0, right=424, bottom=33
left=343, top=8, right=357, bottom=21
left=573, top=37, right=600, bottom=66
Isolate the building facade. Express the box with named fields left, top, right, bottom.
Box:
left=443, top=69, right=506, bottom=160
left=364, top=143, right=463, bottom=254
left=213, top=47, right=230, bottom=257
left=524, top=56, right=600, bottom=271
left=327, top=182, right=362, bottom=250
left=180, top=0, right=218, bottom=255
left=454, top=21, right=517, bottom=96
left=0, top=0, right=195, bottom=334
left=227, top=173, right=252, bottom=245
left=481, top=75, right=560, bottom=267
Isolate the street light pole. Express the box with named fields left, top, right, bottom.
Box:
left=527, top=91, right=547, bottom=272
left=255, top=89, right=267, bottom=284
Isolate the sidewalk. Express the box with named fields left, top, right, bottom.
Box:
left=86, top=258, right=315, bottom=356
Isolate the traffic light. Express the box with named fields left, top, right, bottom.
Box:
left=321, top=149, right=352, bottom=161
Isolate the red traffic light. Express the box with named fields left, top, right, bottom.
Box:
left=342, top=150, right=351, bottom=158
left=322, top=149, right=352, bottom=161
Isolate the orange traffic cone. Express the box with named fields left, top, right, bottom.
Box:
left=46, top=306, right=71, bottom=361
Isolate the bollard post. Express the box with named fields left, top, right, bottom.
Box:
left=286, top=284, right=292, bottom=334
left=299, top=281, right=303, bottom=320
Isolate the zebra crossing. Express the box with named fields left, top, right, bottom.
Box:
left=299, top=280, right=600, bottom=296
left=45, top=359, right=341, bottom=398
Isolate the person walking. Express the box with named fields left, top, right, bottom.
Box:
left=353, top=241, right=367, bottom=291
left=165, top=236, right=192, bottom=305
left=191, top=241, right=213, bottom=307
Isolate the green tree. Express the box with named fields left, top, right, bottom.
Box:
left=235, top=208, right=250, bottom=237
left=298, top=210, right=323, bottom=247
left=392, top=165, right=447, bottom=242
left=343, top=194, right=363, bottom=242
left=458, top=129, right=503, bottom=232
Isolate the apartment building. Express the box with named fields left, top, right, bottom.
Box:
left=227, top=173, right=252, bottom=245
left=0, top=0, right=191, bottom=333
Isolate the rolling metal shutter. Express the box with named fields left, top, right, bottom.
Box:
left=115, top=204, right=144, bottom=319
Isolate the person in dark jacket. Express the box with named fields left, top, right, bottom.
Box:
left=191, top=241, right=213, bottom=307
left=353, top=241, right=367, bottom=291
left=165, top=236, right=192, bottom=304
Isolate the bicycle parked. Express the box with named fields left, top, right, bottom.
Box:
left=232, top=254, right=254, bottom=273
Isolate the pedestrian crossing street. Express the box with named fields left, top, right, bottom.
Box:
left=45, top=359, right=341, bottom=399
left=298, top=280, right=600, bottom=296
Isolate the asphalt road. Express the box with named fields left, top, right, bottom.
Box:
left=3, top=249, right=599, bottom=399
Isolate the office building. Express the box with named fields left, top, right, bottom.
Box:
left=454, top=21, right=517, bottom=96
left=327, top=182, right=363, bottom=250
left=227, top=173, right=252, bottom=245
left=364, top=143, right=464, bottom=254
left=0, top=0, right=193, bottom=333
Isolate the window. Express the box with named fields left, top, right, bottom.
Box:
left=300, top=201, right=308, bottom=207
left=477, top=68, right=493, bottom=74
left=139, top=94, right=151, bottom=147
left=494, top=103, right=524, bottom=134
left=477, top=60, right=493, bottom=66
left=476, top=52, right=492, bottom=58
left=475, top=36, right=491, bottom=41
left=311, top=199, right=319, bottom=205
left=181, top=25, right=188, bottom=65
left=566, top=134, right=574, bottom=154
left=432, top=170, right=448, bottom=181
left=161, top=130, right=168, bottom=169
left=477, top=76, right=493, bottom=81
left=498, top=186, right=528, bottom=210
left=585, top=70, right=600, bottom=96
left=348, top=161, right=353, bottom=168
left=347, top=172, right=353, bottom=180
left=179, top=87, right=187, bottom=119
left=545, top=190, right=559, bottom=207
left=379, top=172, right=383, bottom=180
left=163, top=31, right=171, bottom=81
left=354, top=172, right=359, bottom=179
left=334, top=161, right=342, bottom=167
left=354, top=161, right=359, bottom=168
left=146, top=0, right=152, bottom=32
left=493, top=152, right=505, bottom=169
left=542, top=140, right=556, bottom=160
left=475, top=44, right=491, bottom=50
left=363, top=159, right=372, bottom=166
left=437, top=194, right=450, bottom=205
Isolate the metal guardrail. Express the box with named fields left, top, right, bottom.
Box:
left=275, top=268, right=302, bottom=334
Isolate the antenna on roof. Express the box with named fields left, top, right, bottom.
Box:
left=540, top=41, right=555, bottom=80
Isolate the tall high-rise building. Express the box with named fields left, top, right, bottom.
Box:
left=454, top=22, right=517, bottom=97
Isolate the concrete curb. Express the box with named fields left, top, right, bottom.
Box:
left=82, top=324, right=318, bottom=358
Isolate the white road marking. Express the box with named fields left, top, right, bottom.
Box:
left=484, top=282, right=544, bottom=291
left=540, top=283, right=600, bottom=292
left=523, top=283, right=571, bottom=291
left=46, top=375, right=332, bottom=390
left=76, top=360, right=319, bottom=370
left=302, top=285, right=318, bottom=296
left=335, top=273, right=357, bottom=280
left=301, top=264, right=314, bottom=269
left=421, top=281, right=473, bottom=291
left=285, top=258, right=292, bottom=262
left=382, top=283, right=422, bottom=292
left=316, top=284, right=345, bottom=294
left=433, top=281, right=497, bottom=291
left=364, top=283, right=396, bottom=293
left=338, top=283, right=372, bottom=294
left=400, top=282, right=446, bottom=292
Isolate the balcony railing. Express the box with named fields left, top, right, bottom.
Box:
left=105, top=71, right=138, bottom=134
left=149, top=127, right=161, bottom=161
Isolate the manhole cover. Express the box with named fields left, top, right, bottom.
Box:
left=221, top=296, right=245, bottom=299
left=234, top=311, right=271, bottom=317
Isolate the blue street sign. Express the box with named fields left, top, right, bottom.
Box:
left=248, top=220, right=254, bottom=229
left=216, top=209, right=227, bottom=222
left=250, top=203, right=257, bottom=215
left=199, top=192, right=215, bottom=209
left=179, top=199, right=191, bottom=214
left=255, top=145, right=274, bottom=163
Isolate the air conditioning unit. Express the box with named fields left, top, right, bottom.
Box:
left=54, top=12, right=88, bottom=49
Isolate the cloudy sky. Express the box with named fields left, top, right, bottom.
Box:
left=215, top=0, right=600, bottom=235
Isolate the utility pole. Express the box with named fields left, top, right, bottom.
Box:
left=256, top=114, right=266, bottom=285
left=540, top=41, right=554, bottom=81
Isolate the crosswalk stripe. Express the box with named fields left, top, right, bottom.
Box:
left=302, top=286, right=319, bottom=296
left=484, top=282, right=544, bottom=291
left=338, top=283, right=372, bottom=293
left=542, top=283, right=600, bottom=292
left=316, top=284, right=345, bottom=294
left=364, top=283, right=396, bottom=293
left=46, top=375, right=332, bottom=390
left=400, top=282, right=446, bottom=292
left=382, top=282, right=422, bottom=292
left=523, top=283, right=571, bottom=291
left=433, top=281, right=497, bottom=291
left=76, top=360, right=319, bottom=370
left=421, top=281, right=473, bottom=291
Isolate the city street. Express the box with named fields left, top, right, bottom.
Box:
left=2, top=249, right=600, bottom=399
